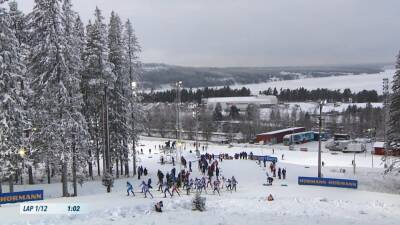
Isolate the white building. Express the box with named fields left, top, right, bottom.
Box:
left=202, top=95, right=278, bottom=112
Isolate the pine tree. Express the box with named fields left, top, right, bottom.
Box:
left=8, top=1, right=27, bottom=47
left=82, top=7, right=116, bottom=180
left=0, top=0, right=28, bottom=193
left=108, top=12, right=127, bottom=178
left=123, top=19, right=142, bottom=176
left=28, top=0, right=89, bottom=197
left=61, top=0, right=90, bottom=196
left=387, top=51, right=400, bottom=172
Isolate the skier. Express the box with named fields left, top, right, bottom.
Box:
left=144, top=168, right=148, bottom=176
left=226, top=178, right=232, bottom=191
left=221, top=176, right=226, bottom=189
left=149, top=149, right=151, bottom=154
left=157, top=170, right=164, bottom=190
left=206, top=176, right=213, bottom=188
left=127, top=181, right=135, bottom=196
left=194, top=178, right=200, bottom=192
left=186, top=178, right=194, bottom=195
left=278, top=168, right=282, bottom=179
left=171, top=168, right=176, bottom=179
left=141, top=181, right=154, bottom=198
left=213, top=179, right=221, bottom=196
left=172, top=157, right=175, bottom=166
left=163, top=181, right=172, bottom=198
left=201, top=177, right=207, bottom=193
left=231, top=176, right=238, bottom=192
left=282, top=154, right=284, bottom=160
left=282, top=168, right=286, bottom=180
left=216, top=167, right=220, bottom=178
left=148, top=178, right=153, bottom=189
left=189, top=161, right=192, bottom=172
left=171, top=182, right=181, bottom=197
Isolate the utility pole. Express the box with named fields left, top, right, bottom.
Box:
left=353, top=152, right=356, bottom=174
left=193, top=107, right=199, bottom=153
left=318, top=100, right=326, bottom=178
left=175, top=81, right=182, bottom=169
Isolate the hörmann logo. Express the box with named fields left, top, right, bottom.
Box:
left=0, top=190, right=44, bottom=205
left=298, top=177, right=357, bottom=189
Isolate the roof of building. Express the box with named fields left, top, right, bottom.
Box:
left=257, top=127, right=305, bottom=136
left=203, top=95, right=277, bottom=104
left=373, top=142, right=385, bottom=148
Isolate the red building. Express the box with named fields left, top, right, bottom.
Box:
left=373, top=142, right=385, bottom=155
left=256, top=127, right=305, bottom=144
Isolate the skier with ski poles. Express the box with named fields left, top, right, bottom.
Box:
left=171, top=182, right=181, bottom=197
left=163, top=181, right=172, bottom=198
left=213, top=179, right=221, bottom=196
left=231, top=176, right=238, bottom=192
left=140, top=181, right=154, bottom=198
left=127, top=181, right=135, bottom=196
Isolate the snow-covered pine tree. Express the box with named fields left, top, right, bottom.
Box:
left=123, top=19, right=142, bottom=176
left=192, top=192, right=206, bottom=211
left=387, top=51, right=400, bottom=172
left=82, top=7, right=115, bottom=180
left=8, top=1, right=27, bottom=47
left=28, top=0, right=89, bottom=197
left=0, top=0, right=28, bottom=193
left=61, top=0, right=90, bottom=196
left=108, top=12, right=126, bottom=178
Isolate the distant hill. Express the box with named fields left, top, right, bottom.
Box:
left=140, top=63, right=388, bottom=89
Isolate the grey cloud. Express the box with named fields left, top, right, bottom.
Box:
left=15, top=0, right=400, bottom=67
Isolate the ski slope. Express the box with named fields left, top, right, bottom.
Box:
left=1, top=137, right=399, bottom=225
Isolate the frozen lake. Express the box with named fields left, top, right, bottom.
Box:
left=226, top=69, right=395, bottom=95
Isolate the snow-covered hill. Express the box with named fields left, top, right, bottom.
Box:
left=1, top=137, right=399, bottom=225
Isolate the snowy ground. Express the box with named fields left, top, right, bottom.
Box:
left=1, top=136, right=400, bottom=225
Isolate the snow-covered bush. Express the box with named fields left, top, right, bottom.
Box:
left=192, top=192, right=206, bottom=211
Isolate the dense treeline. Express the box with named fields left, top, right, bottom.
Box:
left=140, top=86, right=251, bottom=103
left=0, top=0, right=141, bottom=196
left=141, top=86, right=380, bottom=103
left=260, top=87, right=380, bottom=103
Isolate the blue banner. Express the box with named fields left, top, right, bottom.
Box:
left=254, top=155, right=278, bottom=163
left=298, top=176, right=357, bottom=189
left=0, top=190, right=44, bottom=205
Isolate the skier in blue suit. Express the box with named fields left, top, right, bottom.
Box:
left=127, top=181, right=135, bottom=196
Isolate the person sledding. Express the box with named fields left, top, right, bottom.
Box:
left=267, top=176, right=274, bottom=185
left=267, top=194, right=274, bottom=201
left=155, top=201, right=163, bottom=212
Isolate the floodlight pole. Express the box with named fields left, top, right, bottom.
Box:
left=317, top=101, right=324, bottom=178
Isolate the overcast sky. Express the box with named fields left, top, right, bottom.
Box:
left=14, top=0, right=400, bottom=67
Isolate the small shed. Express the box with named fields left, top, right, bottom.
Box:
left=373, top=142, right=385, bottom=155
